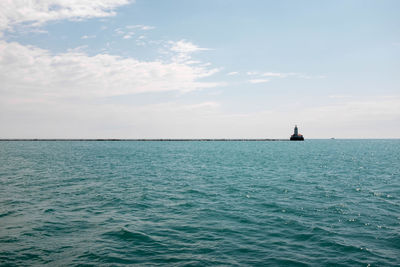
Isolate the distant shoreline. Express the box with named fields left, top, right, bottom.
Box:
left=0, top=139, right=289, bottom=141
left=1, top=139, right=398, bottom=141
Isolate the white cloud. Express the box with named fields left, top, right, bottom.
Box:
left=141, top=25, right=155, bottom=30
left=246, top=71, right=259, bottom=75
left=0, top=0, right=132, bottom=34
left=261, top=72, right=291, bottom=78
left=169, top=40, right=209, bottom=54
left=67, top=45, right=88, bottom=52
left=247, top=71, right=290, bottom=77
left=126, top=24, right=155, bottom=30
left=0, top=0, right=229, bottom=138
left=249, top=79, right=270, bottom=84
left=81, top=35, right=96, bottom=39
left=114, top=25, right=153, bottom=40
left=296, top=74, right=326, bottom=79
left=0, top=41, right=220, bottom=99
left=227, top=71, right=239, bottom=76
left=123, top=33, right=134, bottom=39
left=168, top=40, right=212, bottom=64
left=114, top=28, right=125, bottom=35
left=247, top=71, right=325, bottom=80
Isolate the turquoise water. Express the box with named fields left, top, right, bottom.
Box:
left=0, top=140, right=399, bottom=266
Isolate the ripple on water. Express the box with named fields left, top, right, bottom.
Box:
left=0, top=140, right=399, bottom=266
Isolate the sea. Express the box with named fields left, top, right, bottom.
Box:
left=0, top=140, right=399, bottom=266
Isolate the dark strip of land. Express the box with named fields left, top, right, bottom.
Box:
left=0, top=139, right=288, bottom=141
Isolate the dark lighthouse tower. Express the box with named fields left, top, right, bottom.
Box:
left=290, top=125, right=304, bottom=141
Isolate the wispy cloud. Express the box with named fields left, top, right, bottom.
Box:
left=114, top=28, right=125, bottom=35
left=81, top=35, right=96, bottom=39
left=169, top=40, right=210, bottom=54
left=114, top=24, right=154, bottom=40
left=248, top=71, right=293, bottom=78
left=261, top=72, right=292, bottom=78
left=123, top=33, right=134, bottom=39
left=126, top=24, right=155, bottom=30
left=168, top=40, right=212, bottom=63
left=249, top=79, right=270, bottom=84
left=67, top=45, right=89, bottom=52
left=246, top=71, right=259, bottom=76
left=296, top=74, right=326, bottom=79
left=247, top=71, right=325, bottom=82
left=227, top=71, right=239, bottom=76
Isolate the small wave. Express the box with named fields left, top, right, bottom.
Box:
left=43, top=208, right=55, bottom=213
left=102, top=228, right=157, bottom=244
left=268, top=258, right=309, bottom=266
left=0, top=210, right=15, bottom=218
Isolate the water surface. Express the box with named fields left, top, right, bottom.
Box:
left=0, top=140, right=399, bottom=266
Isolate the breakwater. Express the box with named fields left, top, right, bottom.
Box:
left=0, top=139, right=288, bottom=141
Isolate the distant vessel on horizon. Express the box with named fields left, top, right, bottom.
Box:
left=290, top=125, right=304, bottom=141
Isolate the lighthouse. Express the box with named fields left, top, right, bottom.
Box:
left=290, top=125, right=304, bottom=141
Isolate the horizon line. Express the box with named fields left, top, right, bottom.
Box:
left=0, top=138, right=399, bottom=142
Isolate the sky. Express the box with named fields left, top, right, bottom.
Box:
left=0, top=0, right=399, bottom=139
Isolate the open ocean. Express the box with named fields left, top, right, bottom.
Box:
left=0, top=140, right=399, bottom=266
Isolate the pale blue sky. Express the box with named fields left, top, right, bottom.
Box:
left=0, top=0, right=399, bottom=138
